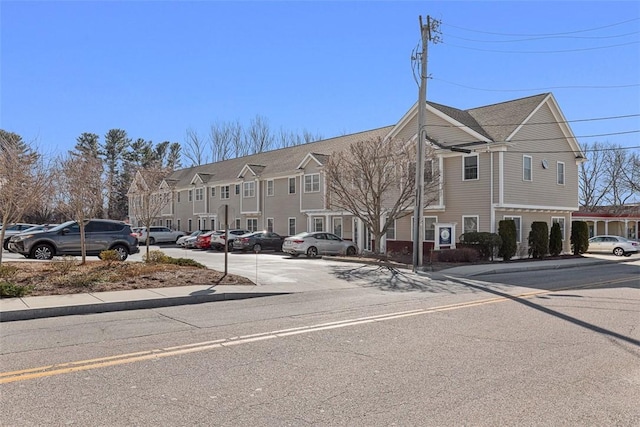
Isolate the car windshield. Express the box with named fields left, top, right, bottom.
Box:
left=290, top=232, right=311, bottom=239
left=48, top=221, right=76, bottom=231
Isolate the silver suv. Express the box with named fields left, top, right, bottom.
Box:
left=8, top=219, right=140, bottom=260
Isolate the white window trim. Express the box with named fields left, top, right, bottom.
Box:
left=243, top=181, right=255, bottom=198
left=220, top=185, right=230, bottom=200
left=288, top=217, right=296, bottom=235
left=267, top=180, right=274, bottom=196
left=288, top=177, right=296, bottom=194
left=247, top=218, right=258, bottom=232
left=503, top=215, right=522, bottom=243
left=523, top=155, right=532, bottom=182
left=462, top=215, right=479, bottom=234
left=333, top=217, right=343, bottom=238
left=195, top=187, right=203, bottom=201
left=411, top=215, right=438, bottom=241
left=211, top=186, right=216, bottom=197
left=267, top=217, right=274, bottom=232
left=557, top=161, right=565, bottom=185
left=463, top=153, right=479, bottom=181
left=313, top=217, right=324, bottom=232
left=386, top=219, right=396, bottom=240
left=304, top=173, right=320, bottom=193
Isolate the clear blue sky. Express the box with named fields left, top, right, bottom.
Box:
left=2, top=1, right=639, bottom=161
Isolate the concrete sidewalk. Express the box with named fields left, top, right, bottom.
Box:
left=1, top=254, right=636, bottom=322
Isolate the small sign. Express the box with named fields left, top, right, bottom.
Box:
left=439, top=227, right=452, bottom=245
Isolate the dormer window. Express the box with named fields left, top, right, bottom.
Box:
left=304, top=173, right=320, bottom=193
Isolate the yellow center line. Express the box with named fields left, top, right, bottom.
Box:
left=1, top=277, right=634, bottom=384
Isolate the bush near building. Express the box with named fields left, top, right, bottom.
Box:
left=498, top=220, right=517, bottom=261
left=549, top=222, right=563, bottom=257
left=460, top=232, right=501, bottom=261
left=571, top=221, right=590, bottom=255
left=528, top=221, right=549, bottom=259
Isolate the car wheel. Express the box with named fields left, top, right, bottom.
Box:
left=3, top=239, right=9, bottom=250
left=253, top=244, right=262, bottom=252
left=613, top=247, right=625, bottom=257
left=32, top=244, right=54, bottom=260
left=228, top=241, right=234, bottom=251
left=148, top=237, right=155, bottom=245
left=306, top=246, right=318, bottom=258
left=346, top=246, right=356, bottom=256
left=111, top=245, right=129, bottom=261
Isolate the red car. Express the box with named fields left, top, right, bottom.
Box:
left=194, top=231, right=217, bottom=249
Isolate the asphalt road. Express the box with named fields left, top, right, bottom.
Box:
left=1, top=260, right=638, bottom=426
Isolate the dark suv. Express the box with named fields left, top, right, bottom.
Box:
left=8, top=219, right=140, bottom=261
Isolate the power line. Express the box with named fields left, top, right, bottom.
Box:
left=441, top=30, right=640, bottom=44
left=441, top=17, right=640, bottom=37
left=441, top=40, right=639, bottom=54
left=426, top=113, right=640, bottom=128
left=436, top=130, right=640, bottom=145
left=431, top=77, right=640, bottom=92
left=500, top=145, right=640, bottom=154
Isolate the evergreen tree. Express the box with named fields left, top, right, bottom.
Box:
left=498, top=220, right=517, bottom=261
left=549, top=222, right=563, bottom=257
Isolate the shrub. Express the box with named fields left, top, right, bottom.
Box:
left=165, top=257, right=206, bottom=268
left=571, top=221, right=589, bottom=255
left=498, top=220, right=517, bottom=261
left=528, top=221, right=549, bottom=259
left=144, top=250, right=170, bottom=264
left=0, top=265, right=19, bottom=281
left=460, top=232, right=501, bottom=260
left=549, top=222, right=563, bottom=257
left=0, top=282, right=33, bottom=298
left=51, top=256, right=77, bottom=275
left=99, top=250, right=121, bottom=265
left=437, top=247, right=480, bottom=263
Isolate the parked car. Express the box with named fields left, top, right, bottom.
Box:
left=194, top=230, right=219, bottom=250
left=1, top=223, right=38, bottom=250
left=137, top=226, right=186, bottom=245
left=8, top=219, right=140, bottom=260
left=587, top=235, right=639, bottom=257
left=232, top=231, right=284, bottom=252
left=282, top=232, right=358, bottom=258
left=210, top=229, right=250, bottom=251
left=177, top=230, right=210, bottom=247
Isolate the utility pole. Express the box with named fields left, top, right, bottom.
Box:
left=412, top=15, right=431, bottom=272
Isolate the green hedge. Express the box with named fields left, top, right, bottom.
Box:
left=498, top=220, right=517, bottom=261
left=571, top=221, right=589, bottom=255
left=549, top=222, right=563, bottom=257
left=528, top=221, right=549, bottom=259
left=460, top=232, right=501, bottom=260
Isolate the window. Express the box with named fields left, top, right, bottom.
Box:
left=333, top=217, right=342, bottom=237
left=235, top=184, right=240, bottom=195
left=463, top=154, right=478, bottom=180
left=247, top=218, right=258, bottom=232
left=221, top=185, right=230, bottom=199
left=288, top=218, right=296, bottom=236
left=211, top=187, right=216, bottom=197
left=424, top=159, right=433, bottom=183
left=211, top=219, right=216, bottom=230
left=166, top=219, right=172, bottom=229
left=386, top=220, right=396, bottom=240
left=463, top=216, right=479, bottom=234
left=188, top=219, right=192, bottom=232
left=188, top=190, right=193, bottom=202
left=288, top=177, right=296, bottom=194
left=504, top=216, right=522, bottom=243
left=195, top=188, right=203, bottom=201
left=177, top=191, right=181, bottom=203
left=523, top=155, right=532, bottom=181
left=304, top=173, right=320, bottom=193
left=424, top=216, right=437, bottom=241
left=313, top=217, right=324, bottom=232
left=557, top=162, right=565, bottom=185
left=267, top=218, right=274, bottom=232
left=267, top=180, right=274, bottom=196
left=234, top=218, right=241, bottom=229
left=243, top=181, right=255, bottom=198
left=552, top=217, right=565, bottom=241
left=177, top=219, right=181, bottom=231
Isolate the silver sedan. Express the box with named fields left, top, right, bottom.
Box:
left=282, top=232, right=358, bottom=258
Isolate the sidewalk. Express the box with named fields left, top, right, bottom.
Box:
left=1, top=254, right=635, bottom=322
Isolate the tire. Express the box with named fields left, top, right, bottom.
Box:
left=346, top=246, right=356, bottom=256
left=228, top=241, right=234, bottom=251
left=306, top=246, right=318, bottom=258
left=253, top=244, right=262, bottom=253
left=32, top=244, right=54, bottom=260
left=3, top=239, right=9, bottom=251
left=111, top=245, right=129, bottom=261
left=148, top=237, right=155, bottom=245
left=613, top=247, right=625, bottom=257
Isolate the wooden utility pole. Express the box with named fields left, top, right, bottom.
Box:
left=412, top=15, right=431, bottom=271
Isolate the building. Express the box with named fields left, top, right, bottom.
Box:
left=128, top=92, right=585, bottom=256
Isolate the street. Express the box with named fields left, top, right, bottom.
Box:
left=1, top=257, right=638, bottom=425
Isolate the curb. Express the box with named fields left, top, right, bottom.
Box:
left=0, top=292, right=288, bottom=322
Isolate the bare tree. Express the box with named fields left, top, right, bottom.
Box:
left=183, top=128, right=210, bottom=166
left=230, top=120, right=247, bottom=158
left=209, top=121, right=233, bottom=162
left=324, top=137, right=439, bottom=254
left=127, top=165, right=173, bottom=260
left=579, top=141, right=611, bottom=209
left=54, top=151, right=105, bottom=264
left=0, top=131, right=49, bottom=265
left=604, top=147, right=637, bottom=211
left=246, top=115, right=273, bottom=154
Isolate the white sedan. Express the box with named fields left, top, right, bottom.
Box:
left=137, top=226, right=186, bottom=245
left=282, top=232, right=358, bottom=258
left=587, top=235, right=639, bottom=257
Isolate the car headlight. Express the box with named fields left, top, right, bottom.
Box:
left=13, top=234, right=34, bottom=242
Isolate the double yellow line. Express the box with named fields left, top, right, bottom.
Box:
left=1, top=277, right=634, bottom=384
